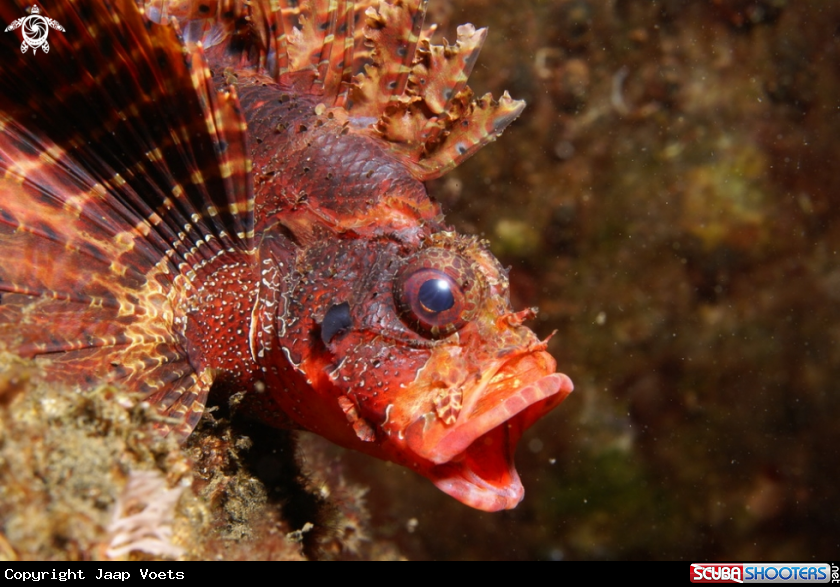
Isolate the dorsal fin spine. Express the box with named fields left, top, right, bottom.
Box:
left=149, top=1, right=524, bottom=180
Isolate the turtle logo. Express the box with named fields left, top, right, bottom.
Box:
left=4, top=5, right=64, bottom=55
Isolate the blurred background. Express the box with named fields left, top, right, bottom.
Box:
left=323, top=0, right=840, bottom=560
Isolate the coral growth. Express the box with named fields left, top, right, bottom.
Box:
left=0, top=354, right=400, bottom=560
left=105, top=471, right=186, bottom=560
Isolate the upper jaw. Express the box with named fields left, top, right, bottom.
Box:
left=402, top=352, right=573, bottom=511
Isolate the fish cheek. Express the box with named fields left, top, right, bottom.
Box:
left=306, top=244, right=441, bottom=438
left=326, top=327, right=433, bottom=437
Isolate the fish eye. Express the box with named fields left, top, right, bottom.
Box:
left=394, top=250, right=480, bottom=338
left=418, top=277, right=455, bottom=313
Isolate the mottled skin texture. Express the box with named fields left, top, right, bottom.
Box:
left=0, top=0, right=573, bottom=511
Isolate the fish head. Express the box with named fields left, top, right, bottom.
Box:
left=259, top=227, right=573, bottom=511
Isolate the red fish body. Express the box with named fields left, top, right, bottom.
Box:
left=0, top=0, right=572, bottom=511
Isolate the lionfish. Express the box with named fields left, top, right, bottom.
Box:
left=0, top=0, right=573, bottom=511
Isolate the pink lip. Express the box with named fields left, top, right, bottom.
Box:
left=415, top=373, right=572, bottom=464
left=405, top=372, right=574, bottom=511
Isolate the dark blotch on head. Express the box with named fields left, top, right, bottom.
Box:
left=321, top=302, right=352, bottom=346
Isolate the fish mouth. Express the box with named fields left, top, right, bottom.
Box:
left=404, top=353, right=573, bottom=511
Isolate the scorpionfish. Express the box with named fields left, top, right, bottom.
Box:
left=0, top=0, right=573, bottom=511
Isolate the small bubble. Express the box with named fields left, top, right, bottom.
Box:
left=553, top=140, right=575, bottom=160
left=406, top=518, right=419, bottom=533
left=528, top=438, right=544, bottom=453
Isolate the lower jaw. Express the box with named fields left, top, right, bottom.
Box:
left=429, top=448, right=525, bottom=511
left=432, top=471, right=525, bottom=512
left=416, top=372, right=574, bottom=511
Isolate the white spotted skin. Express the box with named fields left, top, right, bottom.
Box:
left=177, top=252, right=260, bottom=391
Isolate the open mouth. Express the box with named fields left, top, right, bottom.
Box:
left=404, top=353, right=574, bottom=511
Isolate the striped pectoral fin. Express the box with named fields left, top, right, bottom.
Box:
left=0, top=127, right=174, bottom=369
left=0, top=297, right=138, bottom=358
left=0, top=163, right=157, bottom=304
left=0, top=251, right=209, bottom=440
left=0, top=0, right=256, bottom=439
left=0, top=295, right=211, bottom=441
left=185, top=45, right=255, bottom=246
left=143, top=366, right=216, bottom=440
left=0, top=0, right=255, bottom=271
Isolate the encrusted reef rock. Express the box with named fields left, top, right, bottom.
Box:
left=0, top=354, right=401, bottom=561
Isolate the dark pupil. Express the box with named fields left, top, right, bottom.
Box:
left=418, top=278, right=455, bottom=313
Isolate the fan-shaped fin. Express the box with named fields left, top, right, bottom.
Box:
left=144, top=0, right=524, bottom=180
left=0, top=0, right=253, bottom=438
left=141, top=366, right=216, bottom=438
